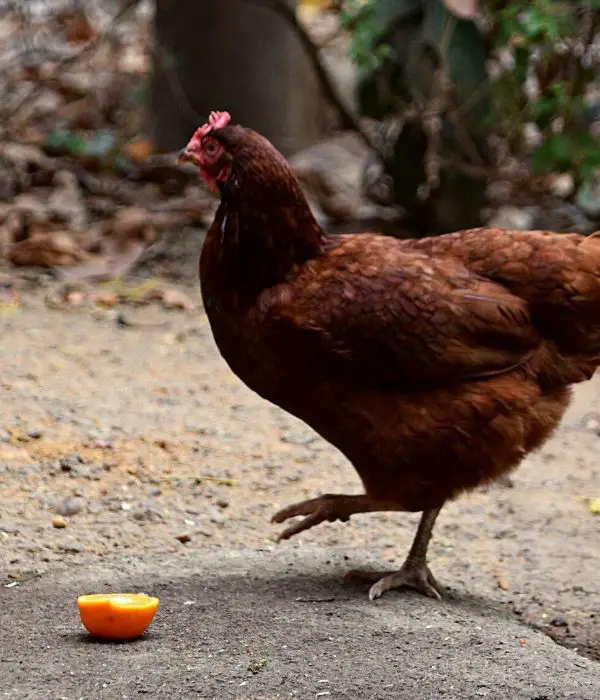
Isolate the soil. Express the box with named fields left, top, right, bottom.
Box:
left=1, top=275, right=599, bottom=694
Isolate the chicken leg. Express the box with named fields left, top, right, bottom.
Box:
left=345, top=507, right=443, bottom=600
left=272, top=495, right=444, bottom=600
left=271, top=493, right=402, bottom=541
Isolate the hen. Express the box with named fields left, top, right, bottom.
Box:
left=179, top=111, right=600, bottom=600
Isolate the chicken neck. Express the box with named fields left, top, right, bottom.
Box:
left=214, top=173, right=325, bottom=297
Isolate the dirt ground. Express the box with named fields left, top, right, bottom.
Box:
left=1, top=278, right=599, bottom=669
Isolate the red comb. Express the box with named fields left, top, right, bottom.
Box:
left=192, top=110, right=232, bottom=141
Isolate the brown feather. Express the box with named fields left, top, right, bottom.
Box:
left=198, top=124, right=600, bottom=514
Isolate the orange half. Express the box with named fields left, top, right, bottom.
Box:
left=77, top=593, right=160, bottom=641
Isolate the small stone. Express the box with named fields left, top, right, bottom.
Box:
left=87, top=501, right=103, bottom=515
left=0, top=521, right=18, bottom=534
left=52, top=515, right=67, bottom=528
left=104, top=497, right=123, bottom=512
left=132, top=505, right=164, bottom=523
left=58, top=537, right=84, bottom=553
left=59, top=454, right=84, bottom=472
left=175, top=533, right=191, bottom=544
left=216, top=498, right=229, bottom=509
left=26, top=428, right=44, bottom=440
left=194, top=527, right=213, bottom=538
left=55, top=497, right=83, bottom=517
left=208, top=507, right=225, bottom=525
left=549, top=616, right=569, bottom=628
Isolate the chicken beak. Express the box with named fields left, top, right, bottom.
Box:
left=177, top=148, right=193, bottom=165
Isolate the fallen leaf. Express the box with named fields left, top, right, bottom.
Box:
left=57, top=9, right=97, bottom=44
left=125, top=138, right=154, bottom=162
left=9, top=231, right=89, bottom=267
left=588, top=497, right=600, bottom=514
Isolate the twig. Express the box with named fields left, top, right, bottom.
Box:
left=242, top=0, right=388, bottom=165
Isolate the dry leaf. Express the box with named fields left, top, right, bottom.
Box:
left=125, top=138, right=154, bottom=162
left=57, top=9, right=97, bottom=44
left=588, top=497, right=600, bottom=514
left=9, top=231, right=89, bottom=267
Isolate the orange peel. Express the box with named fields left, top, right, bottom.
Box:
left=77, top=593, right=160, bottom=641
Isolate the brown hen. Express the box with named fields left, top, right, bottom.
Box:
left=180, top=111, right=600, bottom=600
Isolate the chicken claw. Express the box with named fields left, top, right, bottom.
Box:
left=345, top=561, right=443, bottom=601
left=271, top=494, right=353, bottom=541
left=344, top=507, right=444, bottom=600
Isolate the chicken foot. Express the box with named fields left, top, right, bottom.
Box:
left=345, top=507, right=443, bottom=601
left=271, top=493, right=401, bottom=541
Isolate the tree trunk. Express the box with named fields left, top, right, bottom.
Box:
left=150, top=0, right=327, bottom=157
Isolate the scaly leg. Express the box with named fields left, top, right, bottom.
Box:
left=271, top=493, right=402, bottom=541
left=345, top=507, right=444, bottom=600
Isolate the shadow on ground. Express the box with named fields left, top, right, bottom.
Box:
left=1, top=548, right=598, bottom=700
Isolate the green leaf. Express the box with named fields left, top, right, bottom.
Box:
left=531, top=135, right=572, bottom=173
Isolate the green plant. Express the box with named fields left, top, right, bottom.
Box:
left=341, top=0, right=390, bottom=77
left=343, top=0, right=600, bottom=194
left=489, top=0, right=600, bottom=187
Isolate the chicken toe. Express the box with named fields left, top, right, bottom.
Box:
left=368, top=561, right=443, bottom=600
left=345, top=507, right=444, bottom=600
left=271, top=494, right=401, bottom=541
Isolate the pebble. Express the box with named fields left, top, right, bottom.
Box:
left=175, top=533, right=191, bottom=544
left=52, top=515, right=67, bottom=528
left=55, top=497, right=83, bottom=517
left=26, top=428, right=44, bottom=440
left=0, top=429, right=10, bottom=443
left=208, top=508, right=225, bottom=525
left=58, top=537, right=84, bottom=553
left=60, top=454, right=84, bottom=473
left=0, top=521, right=19, bottom=534
left=195, top=527, right=213, bottom=538
left=104, top=497, right=123, bottom=512
left=132, top=505, right=164, bottom=523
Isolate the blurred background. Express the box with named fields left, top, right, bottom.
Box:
left=0, top=0, right=598, bottom=285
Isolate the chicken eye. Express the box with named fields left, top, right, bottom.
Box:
left=204, top=140, right=219, bottom=157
